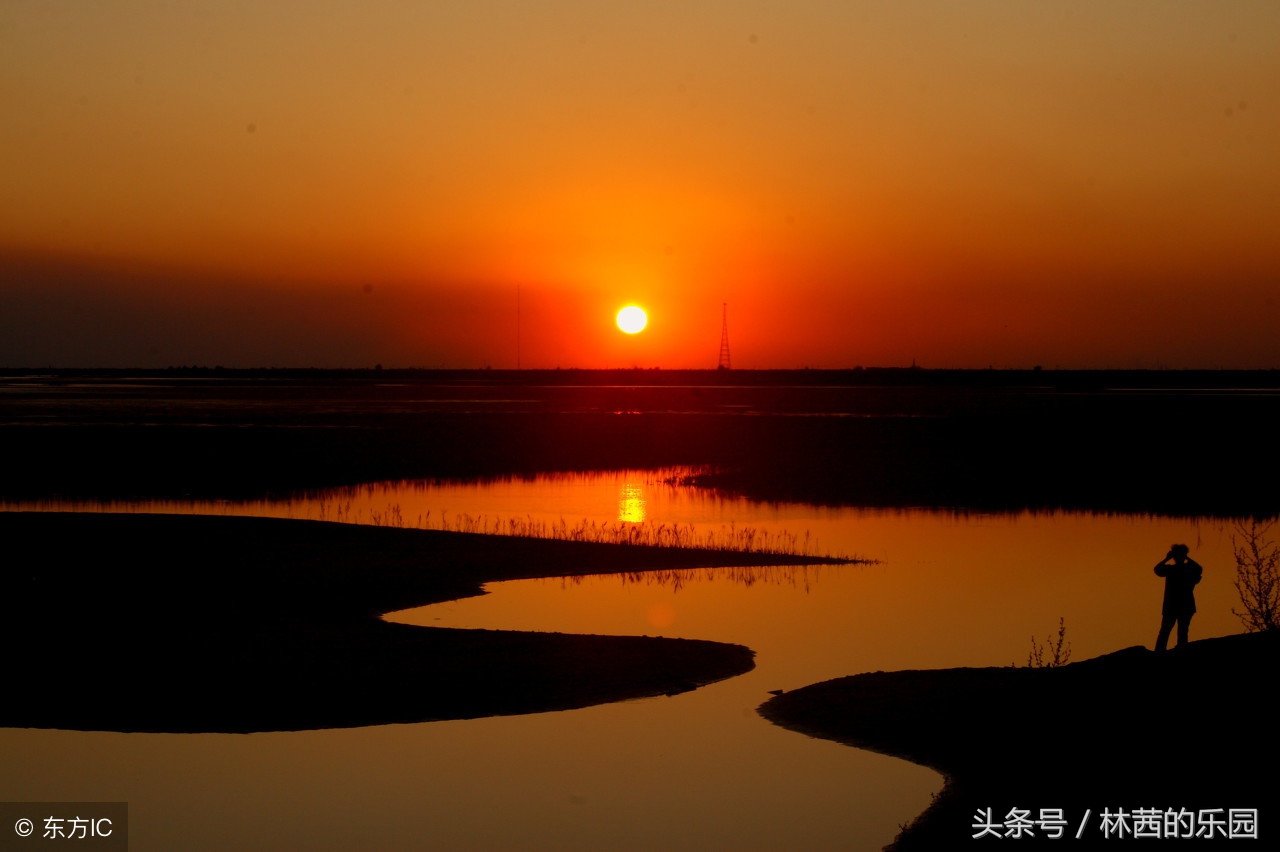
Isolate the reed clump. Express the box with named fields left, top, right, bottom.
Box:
left=554, top=564, right=824, bottom=592
left=328, top=500, right=847, bottom=560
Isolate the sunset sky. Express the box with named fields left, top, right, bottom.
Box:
left=3, top=1, right=1278, bottom=369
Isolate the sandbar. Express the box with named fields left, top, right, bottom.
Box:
left=2, top=511, right=844, bottom=733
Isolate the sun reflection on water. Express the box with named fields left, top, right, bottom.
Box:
left=617, top=481, right=647, bottom=523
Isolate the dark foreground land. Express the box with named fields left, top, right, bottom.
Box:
left=760, top=632, right=1280, bottom=850
left=1, top=512, right=850, bottom=733
left=6, top=369, right=1280, bottom=847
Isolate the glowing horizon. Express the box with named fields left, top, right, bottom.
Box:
left=2, top=2, right=1279, bottom=369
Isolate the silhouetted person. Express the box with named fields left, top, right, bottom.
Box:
left=1154, top=544, right=1202, bottom=651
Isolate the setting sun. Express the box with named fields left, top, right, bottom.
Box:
left=616, top=306, right=648, bottom=335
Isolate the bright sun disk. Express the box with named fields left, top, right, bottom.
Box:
left=616, top=306, right=647, bottom=334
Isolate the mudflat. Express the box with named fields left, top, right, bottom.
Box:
left=760, top=631, right=1279, bottom=849
left=1, top=511, right=845, bottom=733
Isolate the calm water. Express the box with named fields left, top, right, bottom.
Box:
left=1, top=470, right=1244, bottom=850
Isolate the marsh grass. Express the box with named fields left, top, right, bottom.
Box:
left=353, top=502, right=847, bottom=560
left=553, top=563, right=825, bottom=592
left=0, top=468, right=854, bottom=561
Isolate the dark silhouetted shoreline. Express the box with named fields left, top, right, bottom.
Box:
left=0, top=512, right=854, bottom=734
left=4, top=369, right=1280, bottom=516
left=760, top=632, right=1279, bottom=849
left=6, top=369, right=1279, bottom=847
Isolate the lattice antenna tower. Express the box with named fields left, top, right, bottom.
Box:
left=717, top=303, right=732, bottom=370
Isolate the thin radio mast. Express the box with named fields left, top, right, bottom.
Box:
left=717, top=303, right=731, bottom=370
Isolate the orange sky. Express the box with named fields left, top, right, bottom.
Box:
left=2, top=2, right=1278, bottom=368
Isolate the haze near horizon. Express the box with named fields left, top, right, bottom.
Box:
left=2, top=2, right=1278, bottom=369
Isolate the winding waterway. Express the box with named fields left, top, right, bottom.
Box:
left=2, top=470, right=1245, bottom=850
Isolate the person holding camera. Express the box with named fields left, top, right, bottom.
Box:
left=1154, top=543, right=1203, bottom=651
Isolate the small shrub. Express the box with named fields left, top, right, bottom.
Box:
left=1232, top=519, right=1280, bottom=632
left=1027, top=617, right=1072, bottom=668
